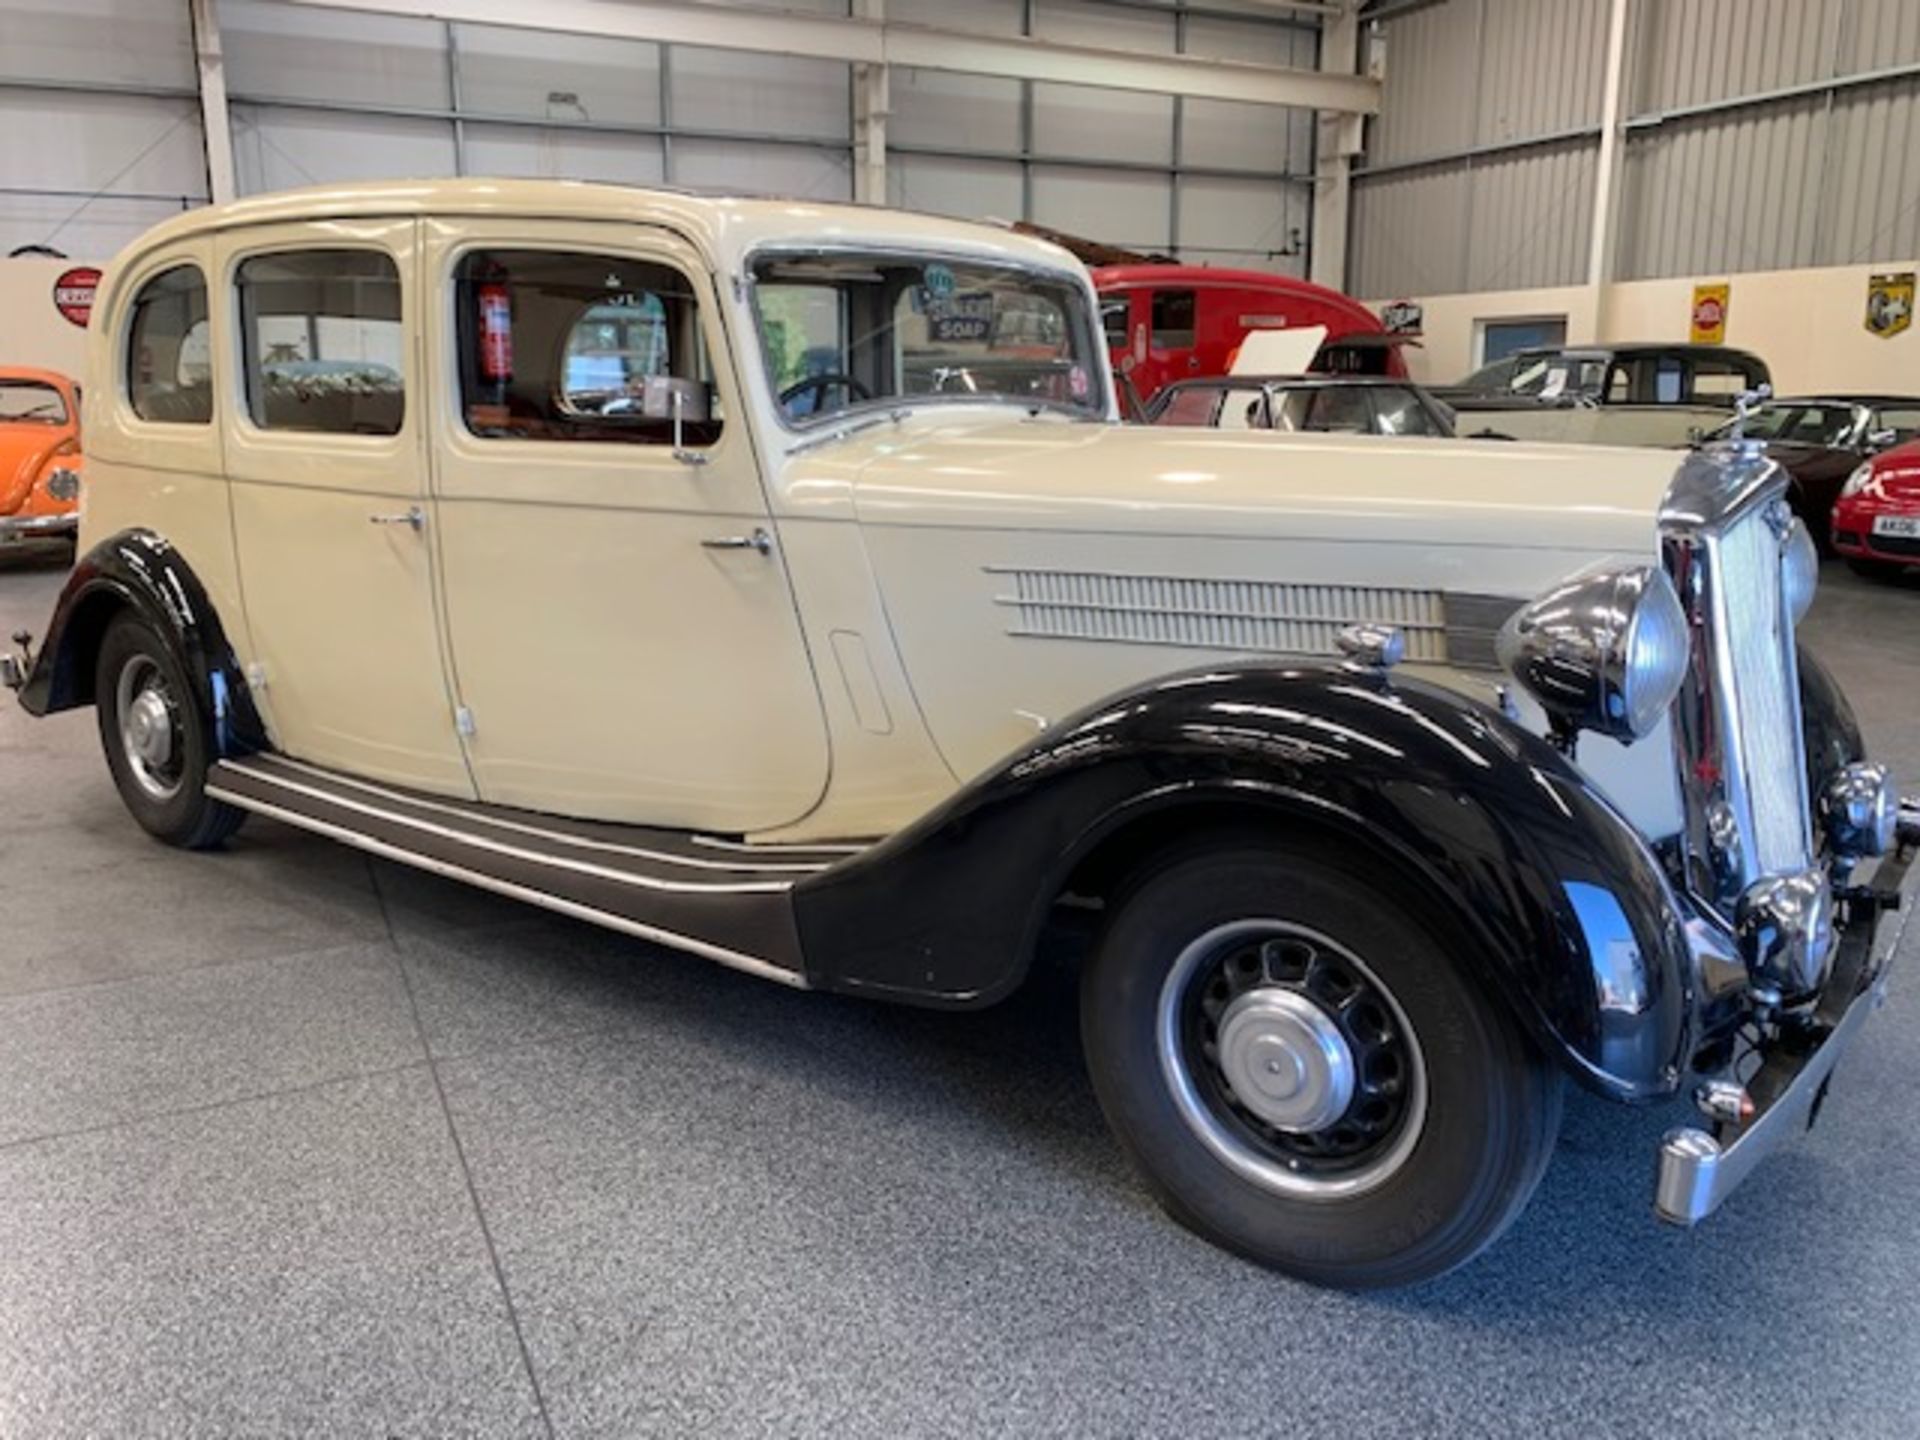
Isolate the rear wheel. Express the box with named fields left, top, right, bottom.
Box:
left=1081, top=839, right=1561, bottom=1289
left=93, top=611, right=246, bottom=849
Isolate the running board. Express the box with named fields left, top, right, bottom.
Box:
left=206, top=754, right=867, bottom=986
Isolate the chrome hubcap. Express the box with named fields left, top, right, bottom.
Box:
left=1157, top=919, right=1427, bottom=1202
left=115, top=655, right=184, bottom=802
left=1216, top=988, right=1355, bottom=1134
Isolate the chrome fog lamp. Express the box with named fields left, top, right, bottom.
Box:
left=1496, top=565, right=1690, bottom=744
left=1822, top=761, right=1897, bottom=857
left=1781, top=516, right=1818, bottom=623
left=1736, top=869, right=1835, bottom=1001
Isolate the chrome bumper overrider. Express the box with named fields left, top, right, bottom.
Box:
left=1655, top=804, right=1919, bottom=1226
left=0, top=513, right=78, bottom=541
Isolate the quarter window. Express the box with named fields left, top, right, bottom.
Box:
left=126, top=264, right=212, bottom=424
left=237, top=250, right=405, bottom=436
left=454, top=250, right=721, bottom=446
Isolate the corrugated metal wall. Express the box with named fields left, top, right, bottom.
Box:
left=1351, top=0, right=1920, bottom=297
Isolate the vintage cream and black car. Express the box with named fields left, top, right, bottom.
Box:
left=6, top=182, right=1916, bottom=1290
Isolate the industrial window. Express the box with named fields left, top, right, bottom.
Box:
left=1479, top=317, right=1565, bottom=364
left=126, top=264, right=212, bottom=425
left=237, top=250, right=404, bottom=436
left=455, top=249, right=720, bottom=446
left=1150, top=289, right=1196, bottom=349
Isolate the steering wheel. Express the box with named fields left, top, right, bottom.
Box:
left=780, top=373, right=870, bottom=418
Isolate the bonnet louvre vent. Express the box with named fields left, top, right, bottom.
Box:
left=986, top=566, right=1453, bottom=661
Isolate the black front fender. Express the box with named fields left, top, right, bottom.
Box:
left=794, top=662, right=1696, bottom=1102
left=17, top=528, right=264, bottom=756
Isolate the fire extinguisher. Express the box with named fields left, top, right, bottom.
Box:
left=476, top=272, right=512, bottom=404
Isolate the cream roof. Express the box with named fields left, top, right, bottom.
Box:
left=113, top=177, right=1082, bottom=278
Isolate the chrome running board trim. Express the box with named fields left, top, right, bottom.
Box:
left=206, top=786, right=806, bottom=987
left=266, top=754, right=847, bottom=872
left=207, top=753, right=828, bottom=981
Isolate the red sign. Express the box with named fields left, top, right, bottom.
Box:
left=477, top=282, right=513, bottom=380
left=53, top=266, right=102, bottom=328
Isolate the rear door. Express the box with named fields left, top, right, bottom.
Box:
left=217, top=219, right=471, bottom=794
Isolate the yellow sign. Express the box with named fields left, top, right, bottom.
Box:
left=1866, top=271, right=1914, bottom=338
left=1690, top=283, right=1730, bottom=344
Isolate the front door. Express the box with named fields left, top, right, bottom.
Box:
left=423, top=220, right=830, bottom=832
left=218, top=220, right=472, bottom=794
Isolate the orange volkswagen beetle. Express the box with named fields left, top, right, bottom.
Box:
left=0, top=367, right=84, bottom=548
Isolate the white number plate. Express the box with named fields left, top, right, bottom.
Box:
left=1872, top=514, right=1920, bottom=538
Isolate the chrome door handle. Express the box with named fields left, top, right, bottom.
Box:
left=701, top=527, right=773, bottom=556
left=370, top=505, right=426, bottom=532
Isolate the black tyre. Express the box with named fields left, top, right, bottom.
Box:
left=93, top=610, right=246, bottom=849
left=1081, top=839, right=1561, bottom=1289
left=1847, top=557, right=1910, bottom=582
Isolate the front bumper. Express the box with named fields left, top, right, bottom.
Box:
left=0, top=512, right=78, bottom=542
left=1654, top=803, right=1919, bottom=1225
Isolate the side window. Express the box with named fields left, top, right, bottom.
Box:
left=1654, top=358, right=1685, bottom=404
left=1099, top=296, right=1130, bottom=348
left=1690, top=360, right=1748, bottom=404
left=455, top=249, right=720, bottom=446
left=1373, top=387, right=1436, bottom=436
left=237, top=250, right=404, bottom=436
left=126, top=264, right=212, bottom=424
left=1606, top=365, right=1632, bottom=403
left=1150, top=289, right=1196, bottom=350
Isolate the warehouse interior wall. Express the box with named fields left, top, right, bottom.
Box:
left=0, top=257, right=92, bottom=374
left=1371, top=259, right=1920, bottom=392
left=0, top=0, right=1323, bottom=277
left=1350, top=0, right=1920, bottom=388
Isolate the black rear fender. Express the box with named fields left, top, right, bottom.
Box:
left=16, top=529, right=264, bottom=755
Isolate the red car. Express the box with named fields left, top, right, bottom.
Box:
left=1832, top=437, right=1920, bottom=580
left=1093, top=265, right=1409, bottom=413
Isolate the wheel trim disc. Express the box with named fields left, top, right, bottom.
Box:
left=116, top=655, right=185, bottom=802
left=1156, top=919, right=1428, bottom=1202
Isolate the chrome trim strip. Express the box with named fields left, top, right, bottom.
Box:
left=217, top=762, right=792, bottom=895
left=688, top=834, right=868, bottom=856
left=205, top=785, right=805, bottom=987
left=264, top=755, right=836, bottom=874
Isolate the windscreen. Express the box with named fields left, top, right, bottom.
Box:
left=750, top=252, right=1105, bottom=425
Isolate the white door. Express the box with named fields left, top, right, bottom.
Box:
left=421, top=219, right=830, bottom=831
left=218, top=220, right=472, bottom=795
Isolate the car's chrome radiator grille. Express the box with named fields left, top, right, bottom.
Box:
left=986, top=567, right=1451, bottom=661
left=1719, top=511, right=1809, bottom=873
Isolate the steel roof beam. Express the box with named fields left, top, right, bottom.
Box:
left=275, top=0, right=1381, bottom=114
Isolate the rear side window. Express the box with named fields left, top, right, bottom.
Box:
left=237, top=250, right=405, bottom=436
left=454, top=249, right=721, bottom=446
left=1150, top=289, right=1196, bottom=350
left=127, top=265, right=212, bottom=424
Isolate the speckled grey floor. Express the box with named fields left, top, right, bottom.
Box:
left=2, top=540, right=1919, bottom=1438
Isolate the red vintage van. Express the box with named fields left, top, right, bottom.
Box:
left=1092, top=265, right=1407, bottom=412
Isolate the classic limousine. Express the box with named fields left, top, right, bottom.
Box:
left=7, top=181, right=1914, bottom=1289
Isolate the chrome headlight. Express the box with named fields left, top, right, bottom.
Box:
left=1781, top=515, right=1817, bottom=623
left=44, top=467, right=81, bottom=502
left=1496, top=565, right=1690, bottom=744
left=1839, top=460, right=1874, bottom=500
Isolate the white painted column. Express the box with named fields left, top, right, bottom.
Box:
left=187, top=0, right=237, bottom=205
left=1585, top=0, right=1633, bottom=341
left=1310, top=3, right=1363, bottom=290
left=852, top=0, right=889, bottom=205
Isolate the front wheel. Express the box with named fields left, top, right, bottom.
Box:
left=94, top=611, right=246, bottom=849
left=1081, top=839, right=1561, bottom=1289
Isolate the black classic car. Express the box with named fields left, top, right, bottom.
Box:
left=1699, top=395, right=1920, bottom=549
